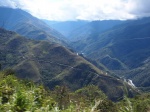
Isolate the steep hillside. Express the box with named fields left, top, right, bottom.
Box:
left=0, top=7, right=67, bottom=45
left=71, top=17, right=150, bottom=89
left=0, top=28, right=138, bottom=101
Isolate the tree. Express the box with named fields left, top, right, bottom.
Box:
left=53, top=86, right=70, bottom=109
left=75, top=85, right=107, bottom=103
left=97, top=100, right=118, bottom=112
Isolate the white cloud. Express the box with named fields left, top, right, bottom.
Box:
left=126, top=0, right=150, bottom=18
left=0, top=0, right=17, bottom=8
left=0, top=0, right=150, bottom=21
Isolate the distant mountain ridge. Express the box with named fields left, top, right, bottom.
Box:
left=0, top=7, right=67, bottom=45
left=43, top=20, right=124, bottom=41
left=43, top=20, right=89, bottom=38
left=69, top=20, right=124, bottom=41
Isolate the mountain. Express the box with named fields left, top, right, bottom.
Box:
left=71, top=17, right=150, bottom=90
left=43, top=20, right=89, bottom=38
left=68, top=20, right=124, bottom=42
left=0, top=7, right=67, bottom=45
left=0, top=28, right=138, bottom=101
left=43, top=20, right=123, bottom=41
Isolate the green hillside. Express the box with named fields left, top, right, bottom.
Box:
left=0, top=28, right=138, bottom=101
left=71, top=17, right=150, bottom=90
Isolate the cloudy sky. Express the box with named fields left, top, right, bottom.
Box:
left=0, top=0, right=150, bottom=21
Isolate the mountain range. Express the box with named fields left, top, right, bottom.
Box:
left=0, top=28, right=137, bottom=101
left=1, top=6, right=148, bottom=101
left=70, top=17, right=150, bottom=91
left=44, top=20, right=123, bottom=41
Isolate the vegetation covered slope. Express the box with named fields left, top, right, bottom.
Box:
left=0, top=28, right=137, bottom=101
left=0, top=72, right=149, bottom=112
left=0, top=7, right=67, bottom=45
left=71, top=17, right=150, bottom=89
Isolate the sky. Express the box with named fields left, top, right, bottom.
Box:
left=0, top=0, right=150, bottom=21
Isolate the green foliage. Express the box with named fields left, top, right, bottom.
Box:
left=0, top=72, right=149, bottom=112
left=52, top=86, right=70, bottom=109
left=97, top=100, right=118, bottom=112
left=0, top=73, right=56, bottom=112
left=117, top=95, right=150, bottom=112
left=14, top=90, right=29, bottom=112
left=75, top=85, right=107, bottom=103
